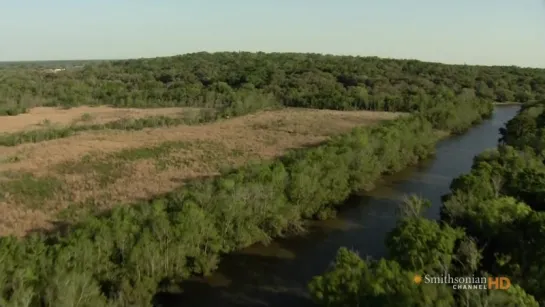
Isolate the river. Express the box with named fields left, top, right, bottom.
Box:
left=154, top=105, right=520, bottom=307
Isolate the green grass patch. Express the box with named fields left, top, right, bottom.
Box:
left=111, top=141, right=195, bottom=171
left=56, top=199, right=102, bottom=223
left=0, top=127, right=77, bottom=146
left=0, top=105, right=27, bottom=116
left=56, top=154, right=128, bottom=188
left=0, top=155, right=22, bottom=164
left=55, top=141, right=196, bottom=186
left=2, top=139, right=250, bottom=210
left=55, top=140, right=236, bottom=183
left=0, top=172, right=64, bottom=208
left=111, top=141, right=190, bottom=161
left=80, top=113, right=93, bottom=122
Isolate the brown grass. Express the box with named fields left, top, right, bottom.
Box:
left=0, top=107, right=402, bottom=237
left=0, top=106, right=194, bottom=133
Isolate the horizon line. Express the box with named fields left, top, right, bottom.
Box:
left=1, top=51, right=543, bottom=69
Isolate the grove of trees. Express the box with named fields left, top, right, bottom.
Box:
left=309, top=101, right=545, bottom=306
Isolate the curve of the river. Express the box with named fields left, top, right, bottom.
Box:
left=155, top=105, right=520, bottom=307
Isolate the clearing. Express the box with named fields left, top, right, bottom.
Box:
left=0, top=107, right=402, bottom=237
left=0, top=106, right=194, bottom=133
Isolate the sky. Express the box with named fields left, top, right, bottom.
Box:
left=1, top=0, right=544, bottom=67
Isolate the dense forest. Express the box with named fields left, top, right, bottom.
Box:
left=1, top=52, right=545, bottom=117
left=309, top=101, right=545, bottom=306
left=1, top=52, right=544, bottom=306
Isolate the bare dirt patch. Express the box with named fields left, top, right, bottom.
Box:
left=0, top=106, right=194, bottom=133
left=0, top=108, right=402, bottom=236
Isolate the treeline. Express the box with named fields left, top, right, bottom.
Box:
left=308, top=101, right=545, bottom=306
left=0, top=90, right=492, bottom=148
left=0, top=102, right=490, bottom=306
left=1, top=52, right=544, bottom=116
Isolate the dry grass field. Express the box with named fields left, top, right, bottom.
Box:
left=0, top=106, right=193, bottom=133
left=0, top=106, right=402, bottom=237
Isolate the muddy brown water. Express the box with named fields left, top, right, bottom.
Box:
left=154, top=106, right=520, bottom=307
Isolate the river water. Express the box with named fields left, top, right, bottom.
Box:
left=155, top=105, right=520, bottom=307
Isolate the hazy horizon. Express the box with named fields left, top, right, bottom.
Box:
left=0, top=52, right=543, bottom=70
left=1, top=0, right=545, bottom=68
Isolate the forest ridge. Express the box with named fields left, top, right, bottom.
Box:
left=1, top=52, right=545, bottom=116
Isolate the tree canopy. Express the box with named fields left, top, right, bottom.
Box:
left=310, top=101, right=545, bottom=306
left=1, top=52, right=544, bottom=116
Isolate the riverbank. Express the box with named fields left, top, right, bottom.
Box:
left=306, top=104, right=542, bottom=307
left=438, top=101, right=545, bottom=304
left=493, top=101, right=523, bottom=106
left=0, top=102, right=493, bottom=306
left=159, top=105, right=520, bottom=307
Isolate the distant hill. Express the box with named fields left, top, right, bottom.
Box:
left=0, top=59, right=107, bottom=68
left=1, top=52, right=544, bottom=115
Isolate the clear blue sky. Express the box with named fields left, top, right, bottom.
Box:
left=1, top=0, right=544, bottom=67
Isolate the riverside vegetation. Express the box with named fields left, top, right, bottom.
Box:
left=309, top=101, right=545, bottom=306
left=0, top=52, right=544, bottom=306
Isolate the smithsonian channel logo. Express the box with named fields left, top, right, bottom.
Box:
left=413, top=274, right=511, bottom=290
